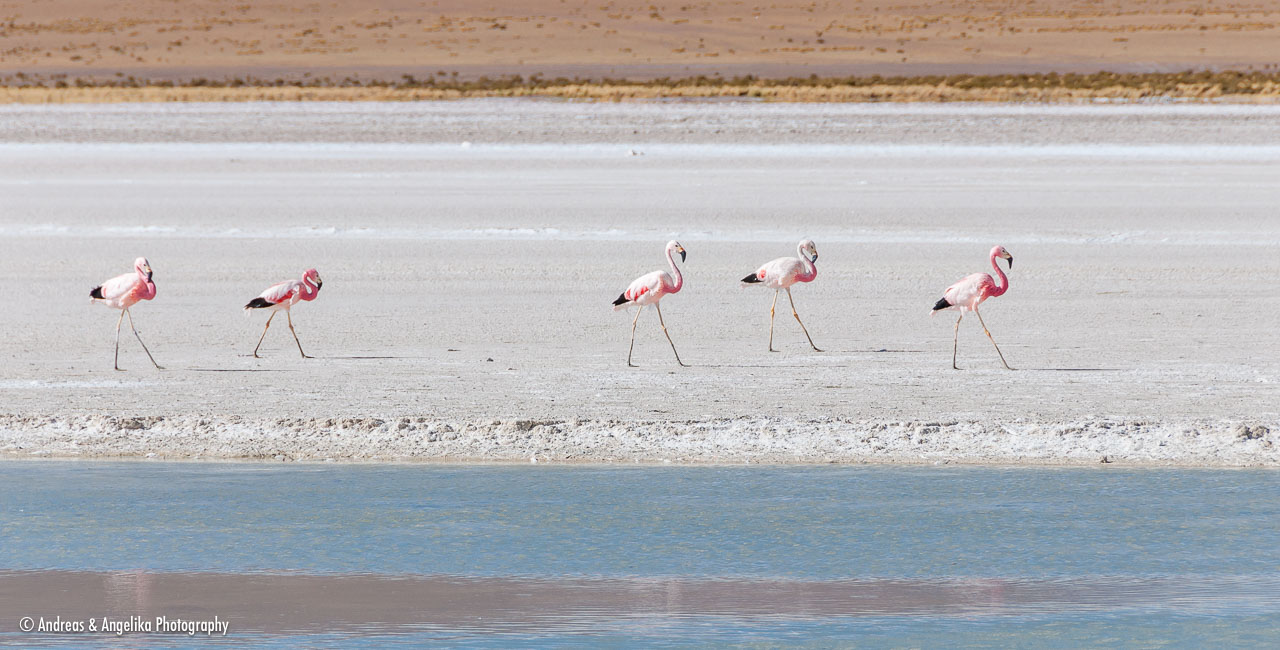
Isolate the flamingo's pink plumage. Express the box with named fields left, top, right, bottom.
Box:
left=91, top=261, right=157, bottom=310
left=250, top=273, right=322, bottom=311
left=741, top=239, right=818, bottom=290
left=932, top=245, right=1014, bottom=370
left=90, top=257, right=161, bottom=370
left=612, top=240, right=687, bottom=367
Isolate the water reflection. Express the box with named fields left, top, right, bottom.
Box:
left=4, top=570, right=1279, bottom=638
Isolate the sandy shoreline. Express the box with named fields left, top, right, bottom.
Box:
left=2, top=102, right=1278, bottom=467
left=1, top=415, right=1276, bottom=467
left=7, top=72, right=1280, bottom=104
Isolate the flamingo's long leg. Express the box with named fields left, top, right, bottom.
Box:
left=125, top=309, right=162, bottom=369
left=113, top=309, right=125, bottom=371
left=655, top=302, right=687, bottom=367
left=627, top=305, right=643, bottom=367
left=952, top=312, right=963, bottom=370
left=786, top=287, right=823, bottom=352
left=253, top=312, right=276, bottom=358
left=768, top=290, right=778, bottom=352
left=286, top=310, right=312, bottom=359
left=974, top=309, right=1013, bottom=370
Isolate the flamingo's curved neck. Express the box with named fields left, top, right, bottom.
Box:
left=300, top=275, right=320, bottom=301
left=136, top=266, right=156, bottom=299
left=797, top=243, right=817, bottom=282
left=666, top=247, right=684, bottom=293
left=988, top=252, right=1009, bottom=297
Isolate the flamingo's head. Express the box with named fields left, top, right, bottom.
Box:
left=992, top=245, right=1013, bottom=269
left=668, top=240, right=686, bottom=262
left=800, top=239, right=818, bottom=263
left=304, top=268, right=323, bottom=289
left=135, top=257, right=153, bottom=281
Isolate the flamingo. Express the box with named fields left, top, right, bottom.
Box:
left=89, top=257, right=161, bottom=371
left=243, top=268, right=323, bottom=358
left=611, top=240, right=688, bottom=367
left=931, top=245, right=1014, bottom=370
left=740, top=239, right=822, bottom=352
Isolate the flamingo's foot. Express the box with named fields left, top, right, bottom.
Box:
left=301, top=354, right=314, bottom=359
left=811, top=347, right=825, bottom=353
left=627, top=363, right=638, bottom=368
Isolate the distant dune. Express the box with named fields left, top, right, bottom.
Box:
left=3, top=0, right=1280, bottom=86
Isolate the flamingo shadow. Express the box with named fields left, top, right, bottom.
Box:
left=190, top=368, right=296, bottom=373
left=316, top=355, right=430, bottom=360
left=694, top=362, right=860, bottom=369
left=1021, top=367, right=1126, bottom=372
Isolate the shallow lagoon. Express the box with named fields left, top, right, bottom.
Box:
left=2, top=462, right=1277, bottom=646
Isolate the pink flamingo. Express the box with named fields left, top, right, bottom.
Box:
left=740, top=239, right=822, bottom=352
left=931, top=245, right=1014, bottom=370
left=89, top=257, right=161, bottom=370
left=612, top=240, right=688, bottom=367
left=243, top=269, right=323, bottom=358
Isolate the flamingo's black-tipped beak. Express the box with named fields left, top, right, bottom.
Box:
left=1006, top=256, right=1013, bottom=269
left=146, top=270, right=154, bottom=281
left=811, top=252, right=818, bottom=262
left=679, top=250, right=686, bottom=262
left=316, top=280, right=323, bottom=288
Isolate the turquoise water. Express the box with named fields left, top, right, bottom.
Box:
left=2, top=462, right=1279, bottom=646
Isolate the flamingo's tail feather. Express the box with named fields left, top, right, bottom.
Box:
left=930, top=297, right=952, bottom=315
left=244, top=297, right=273, bottom=310
left=611, top=293, right=631, bottom=311
left=89, top=286, right=104, bottom=300
left=740, top=273, right=763, bottom=287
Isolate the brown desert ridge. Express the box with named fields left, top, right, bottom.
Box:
left=2, top=0, right=1280, bottom=100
